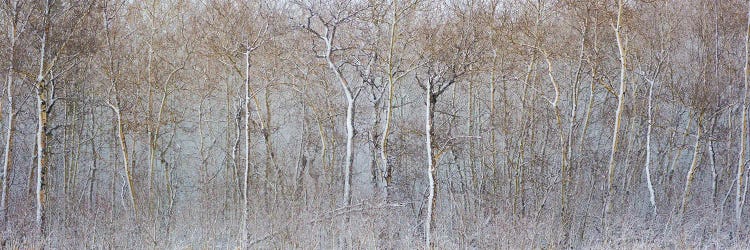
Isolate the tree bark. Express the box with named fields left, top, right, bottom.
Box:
left=424, top=87, right=435, bottom=249
left=35, top=0, right=51, bottom=233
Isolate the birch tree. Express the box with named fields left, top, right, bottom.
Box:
left=298, top=0, right=368, bottom=208
left=738, top=0, right=750, bottom=227
left=33, top=0, right=53, bottom=233
left=378, top=0, right=419, bottom=201
left=641, top=73, right=658, bottom=216
left=681, top=111, right=704, bottom=216
left=0, top=0, right=27, bottom=225
left=101, top=0, right=137, bottom=218
left=416, top=12, right=478, bottom=246
left=605, top=0, right=627, bottom=230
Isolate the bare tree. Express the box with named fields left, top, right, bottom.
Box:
left=298, top=0, right=368, bottom=209
left=738, top=0, right=750, bottom=228
left=605, top=0, right=628, bottom=232
left=0, top=0, right=26, bottom=226
left=101, top=0, right=137, bottom=219
left=415, top=10, right=479, bottom=246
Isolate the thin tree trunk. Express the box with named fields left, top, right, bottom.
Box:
left=225, top=72, right=234, bottom=209
left=62, top=98, right=71, bottom=199
left=737, top=0, right=750, bottom=227
left=343, top=95, right=355, bottom=206
left=87, top=107, right=97, bottom=209
left=323, top=39, right=356, bottom=208
left=35, top=0, right=51, bottom=233
left=645, top=77, right=657, bottom=216
left=259, top=87, right=278, bottom=196
left=370, top=99, right=381, bottom=193
left=112, top=107, right=136, bottom=217
left=294, top=82, right=308, bottom=200
left=241, top=48, right=251, bottom=248
left=146, top=46, right=155, bottom=208
left=489, top=48, right=498, bottom=193
left=540, top=51, right=569, bottom=245
left=606, top=0, right=627, bottom=231
left=1, top=0, right=18, bottom=224
left=712, top=0, right=721, bottom=208
left=425, top=88, right=435, bottom=249
left=709, top=119, right=718, bottom=206
left=681, top=113, right=703, bottom=217
left=380, top=9, right=398, bottom=201
left=579, top=66, right=597, bottom=153
left=102, top=4, right=137, bottom=220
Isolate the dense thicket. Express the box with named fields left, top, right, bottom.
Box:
left=0, top=0, right=749, bottom=248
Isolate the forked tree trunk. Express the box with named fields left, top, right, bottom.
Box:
left=536, top=49, right=571, bottom=244
left=102, top=2, right=137, bottom=220
left=681, top=113, right=703, bottom=217
left=111, top=106, right=137, bottom=217
left=323, top=40, right=355, bottom=208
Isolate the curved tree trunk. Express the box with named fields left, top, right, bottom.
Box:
left=681, top=113, right=703, bottom=216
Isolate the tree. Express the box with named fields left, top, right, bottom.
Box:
left=377, top=0, right=419, bottom=201
left=415, top=8, right=479, bottom=246
left=298, top=0, right=368, bottom=209
left=0, top=0, right=27, bottom=226
left=738, top=0, right=750, bottom=228
left=605, top=0, right=627, bottom=233
left=100, top=0, right=137, bottom=219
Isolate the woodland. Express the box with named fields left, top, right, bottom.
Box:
left=1, top=0, right=750, bottom=248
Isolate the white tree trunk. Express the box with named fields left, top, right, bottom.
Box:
left=35, top=0, right=50, bottom=232
left=645, top=78, right=657, bottom=216
left=424, top=89, right=435, bottom=249
left=606, top=0, right=627, bottom=224
left=542, top=51, right=570, bottom=242
left=343, top=95, right=354, bottom=207
left=1, top=0, right=18, bottom=224
left=681, top=114, right=703, bottom=216
left=241, top=49, right=251, bottom=248
left=101, top=2, right=137, bottom=221
left=112, top=107, right=137, bottom=217
left=380, top=13, right=399, bottom=200
left=738, top=0, right=750, bottom=226
left=36, top=90, right=46, bottom=233
left=323, top=39, right=355, bottom=207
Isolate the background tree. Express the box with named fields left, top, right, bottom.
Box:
left=0, top=0, right=749, bottom=248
